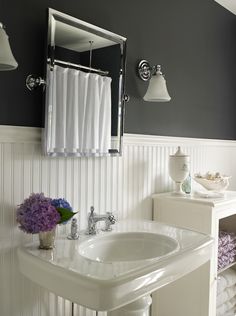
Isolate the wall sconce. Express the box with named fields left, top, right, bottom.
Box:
left=0, top=22, right=18, bottom=71
left=137, top=60, right=171, bottom=102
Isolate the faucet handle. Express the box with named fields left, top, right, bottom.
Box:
left=103, top=212, right=116, bottom=231
left=107, top=212, right=116, bottom=224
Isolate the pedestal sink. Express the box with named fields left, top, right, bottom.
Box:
left=17, top=220, right=213, bottom=315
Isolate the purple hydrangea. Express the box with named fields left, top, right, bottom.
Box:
left=16, top=193, right=60, bottom=234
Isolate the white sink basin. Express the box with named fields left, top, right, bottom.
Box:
left=79, top=232, right=178, bottom=262
left=17, top=220, right=213, bottom=312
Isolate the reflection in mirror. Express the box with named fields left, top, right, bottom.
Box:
left=44, top=8, right=127, bottom=157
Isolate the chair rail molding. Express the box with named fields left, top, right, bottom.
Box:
left=1, top=125, right=236, bottom=147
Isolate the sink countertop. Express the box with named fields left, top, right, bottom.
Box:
left=18, top=220, right=213, bottom=311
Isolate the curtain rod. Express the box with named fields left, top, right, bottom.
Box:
left=48, top=58, right=109, bottom=76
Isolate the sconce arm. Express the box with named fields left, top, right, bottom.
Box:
left=152, top=65, right=162, bottom=75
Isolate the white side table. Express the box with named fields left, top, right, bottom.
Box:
left=152, top=191, right=236, bottom=316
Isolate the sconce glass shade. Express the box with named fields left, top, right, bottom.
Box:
left=143, top=72, right=171, bottom=102
left=0, top=23, right=18, bottom=71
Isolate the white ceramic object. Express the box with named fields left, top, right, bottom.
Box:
left=17, top=220, right=213, bottom=312
left=169, top=146, right=190, bottom=195
left=143, top=70, right=171, bottom=102
left=79, top=232, right=178, bottom=262
left=194, top=176, right=230, bottom=192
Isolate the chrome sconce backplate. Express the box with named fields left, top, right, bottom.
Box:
left=138, top=60, right=163, bottom=81
left=26, top=75, right=46, bottom=91
left=138, top=60, right=152, bottom=81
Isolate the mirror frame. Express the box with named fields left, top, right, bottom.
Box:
left=44, top=8, right=127, bottom=156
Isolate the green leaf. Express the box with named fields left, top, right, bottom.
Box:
left=56, top=207, right=78, bottom=224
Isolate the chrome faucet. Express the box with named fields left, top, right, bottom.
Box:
left=86, top=206, right=116, bottom=235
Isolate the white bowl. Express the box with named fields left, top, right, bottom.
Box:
left=194, top=176, right=230, bottom=192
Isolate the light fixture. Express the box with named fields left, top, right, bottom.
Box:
left=0, top=22, right=18, bottom=71
left=137, top=60, right=171, bottom=102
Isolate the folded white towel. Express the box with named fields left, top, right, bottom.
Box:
left=224, top=269, right=236, bottom=287
left=217, top=275, right=227, bottom=295
left=222, top=306, right=236, bottom=316
left=217, top=286, right=236, bottom=307
left=222, top=308, right=235, bottom=316
left=217, top=269, right=236, bottom=295
left=216, top=298, right=236, bottom=316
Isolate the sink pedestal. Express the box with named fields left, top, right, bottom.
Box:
left=107, top=295, right=152, bottom=316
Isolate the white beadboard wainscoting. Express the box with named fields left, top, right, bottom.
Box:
left=1, top=125, right=236, bottom=316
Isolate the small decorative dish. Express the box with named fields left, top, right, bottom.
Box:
left=194, top=172, right=231, bottom=193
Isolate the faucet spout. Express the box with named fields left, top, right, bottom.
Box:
left=86, top=206, right=116, bottom=235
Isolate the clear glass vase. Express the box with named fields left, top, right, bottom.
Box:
left=38, top=228, right=56, bottom=249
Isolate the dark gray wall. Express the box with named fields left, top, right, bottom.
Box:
left=1, top=0, right=236, bottom=139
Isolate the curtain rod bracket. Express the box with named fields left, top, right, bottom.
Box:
left=26, top=74, right=46, bottom=91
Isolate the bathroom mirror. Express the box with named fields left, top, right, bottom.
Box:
left=44, top=8, right=127, bottom=157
